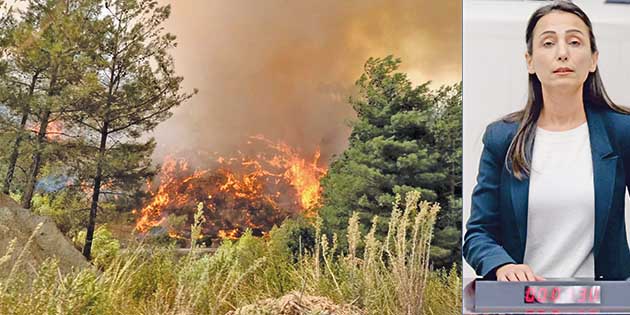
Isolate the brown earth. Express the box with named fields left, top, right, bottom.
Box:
left=0, top=194, right=89, bottom=277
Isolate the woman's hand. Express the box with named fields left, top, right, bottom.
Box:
left=496, top=264, right=546, bottom=281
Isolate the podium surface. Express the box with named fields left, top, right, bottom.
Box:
left=464, top=277, right=630, bottom=314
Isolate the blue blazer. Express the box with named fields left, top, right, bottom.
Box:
left=463, top=104, right=630, bottom=280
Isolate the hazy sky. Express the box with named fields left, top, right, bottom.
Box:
left=150, top=1, right=462, bottom=166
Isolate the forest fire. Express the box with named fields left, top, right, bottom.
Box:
left=133, top=136, right=326, bottom=241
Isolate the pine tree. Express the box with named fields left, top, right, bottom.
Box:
left=0, top=1, right=41, bottom=195
left=1, top=0, right=103, bottom=208
left=69, top=0, right=196, bottom=259
left=320, top=56, right=444, bottom=243
left=319, top=56, right=462, bottom=269
left=427, top=82, right=462, bottom=269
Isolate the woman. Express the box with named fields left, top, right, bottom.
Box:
left=463, top=0, right=630, bottom=281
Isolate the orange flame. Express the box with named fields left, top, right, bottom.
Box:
left=135, top=157, right=206, bottom=234
left=28, top=120, right=64, bottom=140
left=250, top=135, right=326, bottom=215
left=133, top=136, right=327, bottom=239
left=46, top=121, right=63, bottom=140
left=217, top=228, right=240, bottom=240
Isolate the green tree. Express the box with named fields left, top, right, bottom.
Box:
left=0, top=0, right=102, bottom=209
left=427, top=82, right=462, bottom=269
left=0, top=1, right=40, bottom=196
left=320, top=56, right=443, bottom=243
left=0, top=20, right=47, bottom=198
left=320, top=56, right=462, bottom=269
left=0, top=1, right=13, bottom=60
left=70, top=0, right=196, bottom=259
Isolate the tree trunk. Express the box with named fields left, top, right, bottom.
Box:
left=21, top=72, right=56, bottom=209
left=21, top=109, right=51, bottom=209
left=3, top=73, right=40, bottom=195
left=84, top=45, right=117, bottom=259
left=4, top=111, right=30, bottom=195
left=83, top=121, right=108, bottom=260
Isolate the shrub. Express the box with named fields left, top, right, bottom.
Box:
left=73, top=225, right=121, bottom=269
left=0, top=191, right=461, bottom=315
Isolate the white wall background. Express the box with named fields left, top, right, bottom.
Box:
left=463, top=0, right=630, bottom=279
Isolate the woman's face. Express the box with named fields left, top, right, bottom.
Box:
left=525, top=10, right=598, bottom=92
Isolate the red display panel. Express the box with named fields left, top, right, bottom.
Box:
left=524, top=286, right=601, bottom=304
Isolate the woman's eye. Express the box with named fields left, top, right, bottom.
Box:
left=569, top=40, right=581, bottom=46
left=543, top=41, right=554, bottom=47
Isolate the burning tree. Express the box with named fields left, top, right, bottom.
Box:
left=68, top=0, right=196, bottom=259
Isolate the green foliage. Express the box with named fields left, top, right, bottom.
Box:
left=0, top=0, right=194, bottom=260
left=73, top=225, right=121, bottom=269
left=422, top=264, right=462, bottom=315
left=319, top=55, right=462, bottom=268
left=126, top=246, right=178, bottom=301
left=0, top=0, right=106, bottom=209
left=428, top=83, right=463, bottom=269
left=0, top=191, right=459, bottom=314
left=31, top=190, right=88, bottom=237
left=67, top=0, right=196, bottom=258
left=269, top=216, right=317, bottom=262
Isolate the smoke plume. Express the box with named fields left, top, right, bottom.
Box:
left=152, top=0, right=462, bottom=166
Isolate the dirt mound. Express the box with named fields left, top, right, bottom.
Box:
left=225, top=291, right=363, bottom=315
left=0, top=194, right=89, bottom=277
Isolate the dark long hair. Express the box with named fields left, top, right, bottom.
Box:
left=504, top=0, right=630, bottom=180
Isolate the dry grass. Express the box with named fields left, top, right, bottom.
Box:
left=0, top=192, right=461, bottom=315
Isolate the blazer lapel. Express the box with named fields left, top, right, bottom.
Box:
left=585, top=106, right=617, bottom=257
left=510, top=105, right=616, bottom=257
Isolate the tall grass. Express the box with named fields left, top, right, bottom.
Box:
left=0, top=192, right=461, bottom=315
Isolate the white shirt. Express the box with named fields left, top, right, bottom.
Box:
left=524, top=122, right=595, bottom=279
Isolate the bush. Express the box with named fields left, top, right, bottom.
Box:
left=269, top=216, right=316, bottom=262
left=0, top=191, right=460, bottom=315
left=31, top=191, right=88, bottom=238
left=73, top=225, right=121, bottom=268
